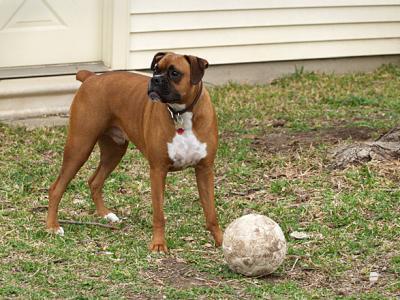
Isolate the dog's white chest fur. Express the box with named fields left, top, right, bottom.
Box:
left=167, top=112, right=207, bottom=168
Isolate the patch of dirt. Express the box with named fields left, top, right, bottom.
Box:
left=141, top=257, right=221, bottom=289
left=252, top=126, right=377, bottom=153
left=141, top=257, right=256, bottom=299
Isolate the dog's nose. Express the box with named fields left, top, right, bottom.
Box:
left=152, top=75, right=164, bottom=85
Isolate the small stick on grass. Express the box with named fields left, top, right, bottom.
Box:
left=59, top=219, right=118, bottom=230
left=289, top=257, right=300, bottom=272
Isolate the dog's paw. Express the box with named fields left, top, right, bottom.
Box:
left=104, top=212, right=120, bottom=223
left=48, top=226, right=64, bottom=236
left=149, top=241, right=168, bottom=253
left=55, top=227, right=65, bottom=236
left=212, top=229, right=223, bottom=247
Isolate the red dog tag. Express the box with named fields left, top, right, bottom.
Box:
left=177, top=128, right=184, bottom=135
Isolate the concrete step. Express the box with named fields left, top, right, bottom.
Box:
left=0, top=74, right=79, bottom=120
left=0, top=70, right=152, bottom=121
left=3, top=114, right=69, bottom=130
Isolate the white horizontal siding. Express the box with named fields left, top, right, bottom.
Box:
left=130, top=23, right=400, bottom=51
left=130, top=0, right=400, bottom=13
left=130, top=38, right=400, bottom=66
left=130, top=7, right=400, bottom=32
left=129, top=1, right=400, bottom=69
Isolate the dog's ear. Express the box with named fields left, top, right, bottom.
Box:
left=150, top=52, right=167, bottom=70
left=184, top=55, right=209, bottom=85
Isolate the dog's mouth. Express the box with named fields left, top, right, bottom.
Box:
left=147, top=80, right=181, bottom=104
left=148, top=91, right=161, bottom=102
left=148, top=90, right=181, bottom=104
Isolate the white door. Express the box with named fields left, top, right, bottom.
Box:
left=0, top=0, right=102, bottom=68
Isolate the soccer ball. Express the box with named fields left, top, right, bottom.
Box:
left=222, top=214, right=287, bottom=277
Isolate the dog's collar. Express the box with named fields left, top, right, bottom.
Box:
left=167, top=82, right=203, bottom=122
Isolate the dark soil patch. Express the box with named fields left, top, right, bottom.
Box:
left=141, top=258, right=221, bottom=290
left=252, top=126, right=377, bottom=153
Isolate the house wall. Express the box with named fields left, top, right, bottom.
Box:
left=128, top=0, right=400, bottom=69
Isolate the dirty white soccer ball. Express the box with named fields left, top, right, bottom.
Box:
left=222, top=214, right=287, bottom=277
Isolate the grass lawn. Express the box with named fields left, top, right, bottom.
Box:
left=1, top=65, right=399, bottom=299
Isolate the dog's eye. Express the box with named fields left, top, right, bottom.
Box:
left=170, top=70, right=181, bottom=79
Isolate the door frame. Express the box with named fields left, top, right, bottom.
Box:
left=102, top=0, right=130, bottom=70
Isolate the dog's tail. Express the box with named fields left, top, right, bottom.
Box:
left=76, top=70, right=95, bottom=82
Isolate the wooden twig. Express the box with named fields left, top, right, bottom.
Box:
left=290, top=257, right=300, bottom=272
left=31, top=205, right=48, bottom=212
left=59, top=219, right=118, bottom=230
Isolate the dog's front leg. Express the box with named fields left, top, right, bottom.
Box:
left=195, top=164, right=223, bottom=247
left=149, top=167, right=168, bottom=252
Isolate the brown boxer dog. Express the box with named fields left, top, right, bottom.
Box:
left=46, top=52, right=223, bottom=252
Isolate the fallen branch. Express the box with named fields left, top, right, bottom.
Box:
left=59, top=219, right=118, bottom=230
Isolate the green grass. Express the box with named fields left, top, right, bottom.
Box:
left=1, top=65, right=400, bottom=299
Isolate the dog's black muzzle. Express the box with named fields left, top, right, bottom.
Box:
left=148, top=74, right=181, bottom=103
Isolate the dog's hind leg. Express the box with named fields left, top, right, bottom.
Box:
left=47, top=92, right=108, bottom=235
left=47, top=133, right=98, bottom=235
left=88, top=132, right=128, bottom=222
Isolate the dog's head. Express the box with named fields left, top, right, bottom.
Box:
left=147, top=52, right=208, bottom=104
